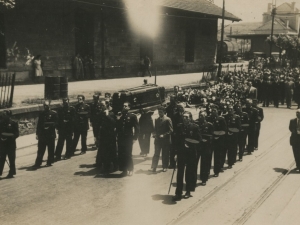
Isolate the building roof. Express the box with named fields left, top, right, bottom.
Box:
left=159, top=0, right=241, bottom=21
left=72, top=0, right=241, bottom=21
left=228, top=18, right=298, bottom=38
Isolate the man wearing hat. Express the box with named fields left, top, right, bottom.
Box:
left=173, top=112, right=201, bottom=201
left=235, top=104, right=249, bottom=161
left=207, top=105, right=227, bottom=177
left=90, top=94, right=101, bottom=147
left=116, top=101, right=139, bottom=176
left=72, top=95, right=90, bottom=155
left=54, top=98, right=75, bottom=160
left=243, top=99, right=259, bottom=154
left=34, top=101, right=58, bottom=167
left=197, top=110, right=214, bottom=185
left=285, top=77, right=295, bottom=109
left=224, top=105, right=241, bottom=169
left=0, top=110, right=19, bottom=178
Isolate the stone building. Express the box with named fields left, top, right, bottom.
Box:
left=0, top=0, right=239, bottom=82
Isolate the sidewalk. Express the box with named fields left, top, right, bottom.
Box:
left=12, top=73, right=203, bottom=106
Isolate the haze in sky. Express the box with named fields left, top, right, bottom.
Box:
left=213, top=0, right=298, bottom=22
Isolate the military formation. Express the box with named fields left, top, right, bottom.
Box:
left=8, top=66, right=300, bottom=200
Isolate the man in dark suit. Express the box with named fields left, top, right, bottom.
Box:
left=34, top=101, right=58, bottom=167
left=0, top=110, right=19, bottom=179
left=72, top=95, right=90, bottom=155
left=150, top=106, right=173, bottom=172
left=289, top=109, right=300, bottom=171
left=116, top=102, right=139, bottom=176
left=285, top=77, right=295, bottom=109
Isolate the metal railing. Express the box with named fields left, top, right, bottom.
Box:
left=0, top=72, right=16, bottom=109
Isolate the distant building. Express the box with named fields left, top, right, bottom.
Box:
left=0, top=0, right=240, bottom=82
left=227, top=2, right=299, bottom=56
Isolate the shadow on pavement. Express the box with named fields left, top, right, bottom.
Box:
left=288, top=168, right=300, bottom=174
left=152, top=194, right=177, bottom=205
left=273, top=168, right=289, bottom=174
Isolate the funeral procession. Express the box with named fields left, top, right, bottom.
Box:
left=1, top=0, right=300, bottom=224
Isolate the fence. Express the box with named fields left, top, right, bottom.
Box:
left=0, top=72, right=16, bottom=109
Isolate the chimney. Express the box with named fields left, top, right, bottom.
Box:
left=268, top=3, right=272, bottom=13
left=291, top=2, right=296, bottom=11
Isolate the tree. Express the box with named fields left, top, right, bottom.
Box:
left=266, top=34, right=300, bottom=66
left=0, top=0, right=15, bottom=9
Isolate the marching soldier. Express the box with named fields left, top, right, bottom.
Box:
left=54, top=98, right=75, bottom=160
left=33, top=101, right=58, bottom=168
left=90, top=94, right=101, bottom=146
left=235, top=104, right=249, bottom=161
left=116, top=102, right=139, bottom=176
left=173, top=112, right=201, bottom=201
left=72, top=95, right=90, bottom=155
left=243, top=99, right=259, bottom=154
left=253, top=99, right=264, bottom=150
left=0, top=110, right=19, bottom=179
left=207, top=105, right=227, bottom=177
left=197, top=110, right=214, bottom=185
left=224, top=105, right=241, bottom=169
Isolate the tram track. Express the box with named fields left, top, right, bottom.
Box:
left=167, top=126, right=291, bottom=225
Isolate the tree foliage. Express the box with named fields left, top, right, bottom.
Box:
left=266, top=34, right=300, bottom=52
left=0, top=0, right=15, bottom=8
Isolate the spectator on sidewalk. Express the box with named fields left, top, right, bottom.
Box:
left=141, top=55, right=152, bottom=77
left=33, top=55, right=43, bottom=83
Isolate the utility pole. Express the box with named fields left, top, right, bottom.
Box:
left=218, top=0, right=225, bottom=77
left=269, top=1, right=276, bottom=57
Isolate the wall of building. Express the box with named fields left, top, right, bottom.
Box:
left=4, top=0, right=75, bottom=82
left=2, top=0, right=218, bottom=82
left=251, top=36, right=280, bottom=55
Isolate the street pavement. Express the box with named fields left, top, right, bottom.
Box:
left=0, top=105, right=300, bottom=225
left=12, top=73, right=203, bottom=106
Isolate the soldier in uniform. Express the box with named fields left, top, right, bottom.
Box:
left=252, top=99, right=264, bottom=150
left=90, top=94, right=101, bottom=147
left=243, top=99, right=259, bottom=155
left=279, top=75, right=285, bottom=105
left=224, top=105, right=241, bottom=169
left=116, top=102, right=139, bottom=176
left=0, top=110, right=19, bottom=179
left=197, top=110, right=214, bottom=185
left=207, top=105, right=227, bottom=177
left=33, top=101, right=58, bottom=168
left=173, top=112, right=201, bottom=201
left=272, top=76, right=281, bottom=108
left=72, top=95, right=90, bottom=155
left=54, top=98, right=75, bottom=160
left=97, top=100, right=117, bottom=175
left=235, top=104, right=249, bottom=161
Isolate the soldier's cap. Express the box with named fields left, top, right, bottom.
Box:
left=93, top=94, right=100, bottom=99
left=177, top=103, right=185, bottom=108
left=3, top=110, right=12, bottom=116
left=77, top=95, right=85, bottom=100
left=157, top=105, right=166, bottom=112
left=246, top=99, right=253, bottom=104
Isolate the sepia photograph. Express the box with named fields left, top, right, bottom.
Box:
left=0, top=0, right=300, bottom=224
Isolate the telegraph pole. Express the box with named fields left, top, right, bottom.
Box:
left=218, top=0, right=225, bottom=77
left=269, top=1, right=276, bottom=57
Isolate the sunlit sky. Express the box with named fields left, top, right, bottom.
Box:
left=214, top=0, right=298, bottom=22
